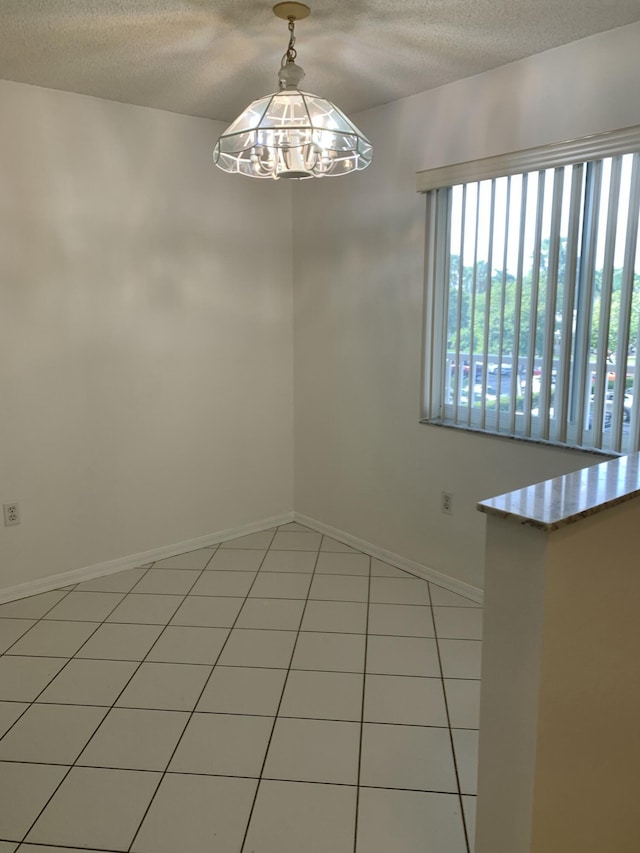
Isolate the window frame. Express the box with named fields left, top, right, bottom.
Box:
left=419, top=125, right=640, bottom=455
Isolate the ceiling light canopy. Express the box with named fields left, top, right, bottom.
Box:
left=213, top=2, right=372, bottom=180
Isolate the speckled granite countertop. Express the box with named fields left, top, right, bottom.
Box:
left=477, top=453, right=640, bottom=531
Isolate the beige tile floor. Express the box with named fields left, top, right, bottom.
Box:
left=0, top=522, right=482, bottom=853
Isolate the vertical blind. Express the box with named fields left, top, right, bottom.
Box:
left=421, top=133, right=640, bottom=454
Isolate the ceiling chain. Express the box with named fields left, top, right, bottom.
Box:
left=282, top=18, right=297, bottom=66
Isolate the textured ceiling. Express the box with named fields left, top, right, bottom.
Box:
left=1, top=0, right=639, bottom=122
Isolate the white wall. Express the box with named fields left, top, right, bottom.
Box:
left=3, top=22, right=639, bottom=595
left=292, top=23, right=640, bottom=590
left=0, top=80, right=294, bottom=591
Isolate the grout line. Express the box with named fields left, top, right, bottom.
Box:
left=4, top=571, right=160, bottom=847
left=125, top=531, right=278, bottom=853
left=238, top=537, right=325, bottom=853
left=5, top=627, right=443, bottom=638
left=0, top=712, right=478, bottom=740
left=0, top=534, right=481, bottom=851
left=0, top=836, right=120, bottom=851
left=10, top=551, right=222, bottom=848
left=0, top=585, right=78, bottom=651
left=0, top=573, right=155, bottom=749
left=353, top=555, right=372, bottom=853
left=2, top=589, right=478, bottom=605
left=1, top=662, right=482, bottom=678
left=0, top=760, right=468, bottom=796
left=0, top=587, right=75, bottom=619
left=1, top=596, right=478, bottom=608
left=1, top=660, right=481, bottom=678
left=427, top=580, right=472, bottom=853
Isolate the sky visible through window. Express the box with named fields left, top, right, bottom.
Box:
left=449, top=155, right=639, bottom=277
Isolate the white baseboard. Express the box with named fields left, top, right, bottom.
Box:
left=1, top=509, right=483, bottom=606
left=295, top=513, right=483, bottom=604
left=0, top=511, right=295, bottom=605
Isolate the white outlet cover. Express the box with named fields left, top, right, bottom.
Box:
left=3, top=502, right=20, bottom=526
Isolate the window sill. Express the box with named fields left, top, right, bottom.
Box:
left=419, top=417, right=619, bottom=459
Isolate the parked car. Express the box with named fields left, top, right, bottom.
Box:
left=487, top=363, right=512, bottom=375
left=589, top=390, right=633, bottom=429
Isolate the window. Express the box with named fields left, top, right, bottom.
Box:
left=420, top=127, right=640, bottom=454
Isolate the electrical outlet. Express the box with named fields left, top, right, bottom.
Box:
left=441, top=491, right=453, bottom=515
left=3, top=502, right=20, bottom=526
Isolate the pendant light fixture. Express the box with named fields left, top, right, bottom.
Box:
left=213, top=2, right=372, bottom=180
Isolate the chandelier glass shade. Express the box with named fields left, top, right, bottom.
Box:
left=213, top=4, right=372, bottom=180
left=214, top=89, right=373, bottom=179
